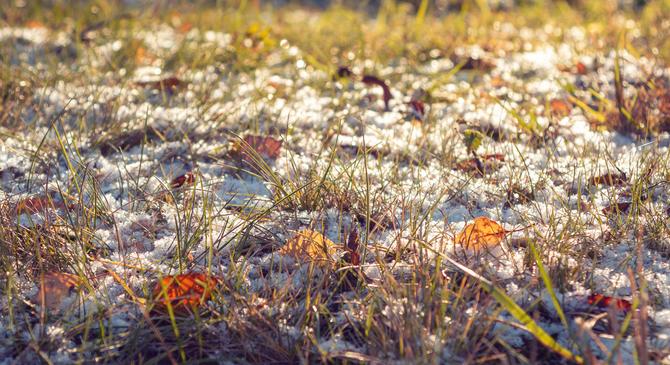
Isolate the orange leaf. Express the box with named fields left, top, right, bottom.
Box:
left=25, top=20, right=46, bottom=29
left=35, top=272, right=82, bottom=311
left=278, top=229, right=338, bottom=263
left=549, top=99, right=572, bottom=117
left=455, top=217, right=507, bottom=251
left=152, top=273, right=219, bottom=314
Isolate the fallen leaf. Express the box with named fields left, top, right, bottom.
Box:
left=602, top=201, right=631, bottom=215
left=152, top=272, right=219, bottom=313
left=550, top=99, right=572, bottom=117
left=587, top=294, right=632, bottom=312
left=335, top=66, right=353, bottom=79
left=408, top=100, right=426, bottom=121
left=136, top=76, right=184, bottom=94
left=576, top=62, right=587, bottom=75
left=35, top=272, right=82, bottom=311
left=278, top=229, right=338, bottom=263
left=490, top=76, right=505, bottom=88
left=230, top=135, right=283, bottom=163
left=170, top=172, right=195, bottom=189
left=344, top=228, right=361, bottom=266
left=25, top=20, right=46, bottom=29
left=16, top=195, right=67, bottom=214
left=361, top=75, right=392, bottom=110
left=457, top=56, right=494, bottom=71
left=98, top=126, right=161, bottom=156
left=589, top=172, right=627, bottom=187
left=455, top=154, right=505, bottom=175
left=455, top=217, right=507, bottom=251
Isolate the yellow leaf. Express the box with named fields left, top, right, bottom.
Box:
left=455, top=217, right=507, bottom=251
left=278, top=229, right=338, bottom=263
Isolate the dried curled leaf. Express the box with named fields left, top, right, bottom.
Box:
left=152, top=273, right=219, bottom=313
left=361, top=75, right=392, bottom=110
left=278, top=229, right=338, bottom=263
left=455, top=217, right=507, bottom=251
left=35, top=272, right=82, bottom=311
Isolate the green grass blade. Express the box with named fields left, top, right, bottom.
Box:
left=529, top=240, right=569, bottom=329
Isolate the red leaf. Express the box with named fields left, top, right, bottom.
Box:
left=170, top=172, right=195, bottom=189
left=576, top=62, right=587, bottom=75
left=588, top=294, right=632, bottom=312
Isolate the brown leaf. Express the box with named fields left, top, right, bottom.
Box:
left=230, top=135, right=283, bottom=163
left=15, top=195, right=67, bottom=215
left=98, top=126, right=161, bottom=156
left=336, top=66, right=353, bottom=79
left=602, top=201, right=631, bottom=215
left=457, top=56, right=494, bottom=71
left=344, top=228, right=361, bottom=266
left=589, top=172, right=627, bottom=187
left=136, top=76, right=185, bottom=94
left=35, top=272, right=82, bottom=311
left=361, top=75, right=392, bottom=110
left=455, top=154, right=505, bottom=175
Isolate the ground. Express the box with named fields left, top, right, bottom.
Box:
left=1, top=1, right=670, bottom=364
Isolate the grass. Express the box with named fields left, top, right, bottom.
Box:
left=1, top=0, right=670, bottom=364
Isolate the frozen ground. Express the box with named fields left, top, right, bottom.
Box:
left=1, top=8, right=670, bottom=364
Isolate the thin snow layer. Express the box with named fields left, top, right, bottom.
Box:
left=1, top=21, right=670, bottom=364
